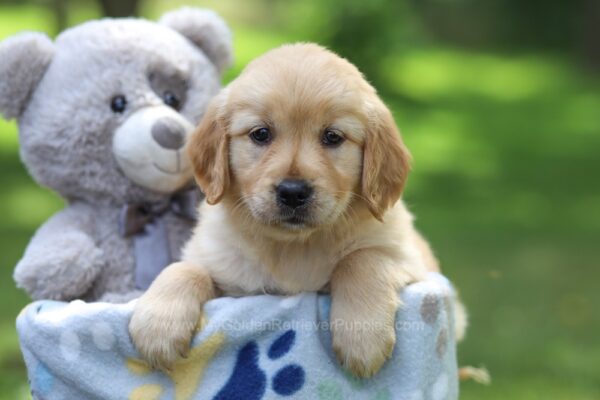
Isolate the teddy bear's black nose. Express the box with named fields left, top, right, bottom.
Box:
left=152, top=117, right=186, bottom=150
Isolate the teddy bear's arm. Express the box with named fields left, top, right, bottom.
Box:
left=14, top=206, right=104, bottom=301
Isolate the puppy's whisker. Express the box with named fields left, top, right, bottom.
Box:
left=229, top=194, right=255, bottom=217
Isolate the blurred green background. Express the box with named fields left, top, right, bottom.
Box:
left=0, top=0, right=599, bottom=398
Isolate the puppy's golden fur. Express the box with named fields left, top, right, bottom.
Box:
left=130, top=43, right=465, bottom=378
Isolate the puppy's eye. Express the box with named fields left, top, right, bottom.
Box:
left=163, top=91, right=181, bottom=110
left=110, top=95, right=127, bottom=113
left=249, top=127, right=272, bottom=145
left=322, top=129, right=344, bottom=147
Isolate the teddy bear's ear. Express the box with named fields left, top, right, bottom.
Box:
left=159, top=8, right=233, bottom=76
left=0, top=32, right=55, bottom=120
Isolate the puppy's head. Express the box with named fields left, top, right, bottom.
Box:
left=189, top=43, right=410, bottom=234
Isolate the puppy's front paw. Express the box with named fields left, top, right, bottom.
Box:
left=331, top=317, right=396, bottom=378
left=129, top=296, right=201, bottom=371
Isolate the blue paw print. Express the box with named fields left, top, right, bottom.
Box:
left=214, top=329, right=305, bottom=399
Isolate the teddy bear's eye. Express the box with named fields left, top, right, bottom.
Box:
left=110, top=95, right=127, bottom=114
left=163, top=91, right=181, bottom=111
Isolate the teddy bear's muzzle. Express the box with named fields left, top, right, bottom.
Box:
left=151, top=117, right=186, bottom=150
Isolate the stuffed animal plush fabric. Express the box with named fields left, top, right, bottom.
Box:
left=0, top=8, right=233, bottom=302
left=17, top=273, right=459, bottom=400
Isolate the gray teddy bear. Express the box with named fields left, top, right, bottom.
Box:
left=0, top=8, right=232, bottom=302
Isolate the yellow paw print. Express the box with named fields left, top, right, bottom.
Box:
left=127, top=319, right=225, bottom=400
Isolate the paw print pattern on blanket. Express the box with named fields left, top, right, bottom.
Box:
left=127, top=329, right=226, bottom=400
left=317, top=379, right=392, bottom=400
left=18, top=274, right=458, bottom=400
left=213, top=329, right=305, bottom=399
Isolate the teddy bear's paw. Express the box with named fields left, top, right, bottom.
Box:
left=129, top=297, right=202, bottom=371
left=331, top=318, right=396, bottom=379
left=14, top=231, right=104, bottom=301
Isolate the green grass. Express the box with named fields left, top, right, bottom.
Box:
left=1, top=2, right=599, bottom=399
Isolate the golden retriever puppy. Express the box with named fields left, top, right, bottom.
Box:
left=129, top=43, right=462, bottom=378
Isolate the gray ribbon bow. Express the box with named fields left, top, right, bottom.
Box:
left=119, top=188, right=199, bottom=290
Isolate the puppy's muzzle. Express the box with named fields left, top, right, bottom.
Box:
left=276, top=179, right=313, bottom=209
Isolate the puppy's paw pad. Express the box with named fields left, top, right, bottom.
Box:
left=332, top=328, right=395, bottom=379
left=129, top=310, right=199, bottom=371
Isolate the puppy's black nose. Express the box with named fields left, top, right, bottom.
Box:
left=276, top=179, right=313, bottom=209
left=152, top=117, right=186, bottom=150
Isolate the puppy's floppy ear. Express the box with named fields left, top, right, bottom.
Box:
left=159, top=8, right=233, bottom=76
left=188, top=90, right=230, bottom=204
left=0, top=32, right=54, bottom=119
left=361, top=98, right=411, bottom=221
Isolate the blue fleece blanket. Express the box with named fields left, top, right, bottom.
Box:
left=17, top=273, right=458, bottom=400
